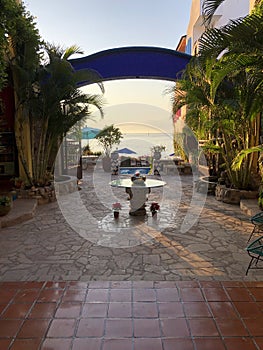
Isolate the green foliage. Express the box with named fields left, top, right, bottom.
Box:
left=27, top=44, right=105, bottom=185
left=1, top=0, right=42, bottom=184
left=201, top=142, right=221, bottom=154
left=202, top=0, right=226, bottom=27
left=1, top=1, right=105, bottom=186
left=151, top=145, right=166, bottom=153
left=0, top=195, right=11, bottom=206
left=173, top=133, right=187, bottom=160
left=170, top=4, right=263, bottom=189
left=82, top=144, right=91, bottom=154
left=82, top=144, right=102, bottom=156
left=0, top=0, right=40, bottom=89
left=232, top=146, right=263, bottom=171
left=202, top=0, right=263, bottom=28
left=95, top=125, right=123, bottom=156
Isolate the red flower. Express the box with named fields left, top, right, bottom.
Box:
left=150, top=202, right=160, bottom=211
left=112, top=202, right=122, bottom=211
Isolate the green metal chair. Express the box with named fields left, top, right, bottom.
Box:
left=248, top=212, right=263, bottom=242
left=245, top=236, right=263, bottom=275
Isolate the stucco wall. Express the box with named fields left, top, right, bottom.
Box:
left=186, top=0, right=250, bottom=54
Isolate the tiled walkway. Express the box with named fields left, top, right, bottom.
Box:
left=0, top=280, right=262, bottom=350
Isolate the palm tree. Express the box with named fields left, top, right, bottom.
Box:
left=95, top=125, right=123, bottom=172
left=198, top=5, right=263, bottom=188
left=2, top=1, right=105, bottom=186
left=0, top=0, right=39, bottom=90
left=4, top=0, right=41, bottom=184
left=95, top=125, right=123, bottom=157
left=171, top=2, right=263, bottom=188
left=27, top=43, right=105, bottom=185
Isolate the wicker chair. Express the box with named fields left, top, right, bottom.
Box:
left=245, top=236, right=263, bottom=275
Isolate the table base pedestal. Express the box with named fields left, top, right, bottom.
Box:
left=129, top=207, right=146, bottom=216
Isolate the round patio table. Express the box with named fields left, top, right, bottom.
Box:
left=110, top=178, right=166, bottom=188
left=110, top=178, right=166, bottom=216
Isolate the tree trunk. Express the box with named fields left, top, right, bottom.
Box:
left=102, top=156, right=111, bottom=172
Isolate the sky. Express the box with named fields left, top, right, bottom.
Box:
left=23, top=0, right=192, bottom=134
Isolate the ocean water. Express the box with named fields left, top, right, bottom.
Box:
left=83, top=132, right=175, bottom=157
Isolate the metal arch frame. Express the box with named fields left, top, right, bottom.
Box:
left=68, top=46, right=192, bottom=86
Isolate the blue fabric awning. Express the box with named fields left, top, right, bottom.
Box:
left=69, top=46, right=191, bottom=86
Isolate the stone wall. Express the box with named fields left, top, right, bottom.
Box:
left=15, top=176, right=78, bottom=205
left=215, top=184, right=258, bottom=205
left=15, top=185, right=56, bottom=205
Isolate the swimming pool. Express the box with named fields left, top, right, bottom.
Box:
left=119, top=167, right=151, bottom=175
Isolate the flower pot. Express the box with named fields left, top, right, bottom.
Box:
left=114, top=211, right=119, bottom=219
left=151, top=210, right=157, bottom=217
left=0, top=206, right=11, bottom=216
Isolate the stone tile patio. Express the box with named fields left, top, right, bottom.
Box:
left=0, top=170, right=262, bottom=282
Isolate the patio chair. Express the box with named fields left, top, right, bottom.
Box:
left=247, top=212, right=263, bottom=242
left=245, top=236, right=263, bottom=275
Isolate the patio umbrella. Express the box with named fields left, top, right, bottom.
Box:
left=81, top=127, right=101, bottom=139
left=116, top=147, right=137, bottom=154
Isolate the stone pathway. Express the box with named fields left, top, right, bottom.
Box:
left=0, top=169, right=262, bottom=282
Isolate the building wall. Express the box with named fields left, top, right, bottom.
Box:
left=186, top=0, right=250, bottom=55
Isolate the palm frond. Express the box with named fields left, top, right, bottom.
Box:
left=62, top=45, right=83, bottom=60
left=199, top=11, right=263, bottom=57
left=232, top=146, right=263, bottom=170
left=74, top=68, right=105, bottom=93
left=202, top=0, right=226, bottom=26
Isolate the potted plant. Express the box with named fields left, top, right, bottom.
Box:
left=0, top=195, right=12, bottom=216
left=112, top=202, right=122, bottom=218
left=150, top=202, right=160, bottom=216
left=95, top=125, right=123, bottom=172
left=11, top=177, right=24, bottom=189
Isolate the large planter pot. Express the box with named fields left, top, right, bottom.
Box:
left=0, top=205, right=11, bottom=216
left=102, top=156, right=111, bottom=172
left=196, top=176, right=218, bottom=195
left=54, top=175, right=78, bottom=196
left=215, top=184, right=258, bottom=205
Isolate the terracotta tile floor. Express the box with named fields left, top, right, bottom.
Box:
left=0, top=280, right=262, bottom=350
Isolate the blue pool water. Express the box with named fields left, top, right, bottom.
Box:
left=119, top=167, right=151, bottom=175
